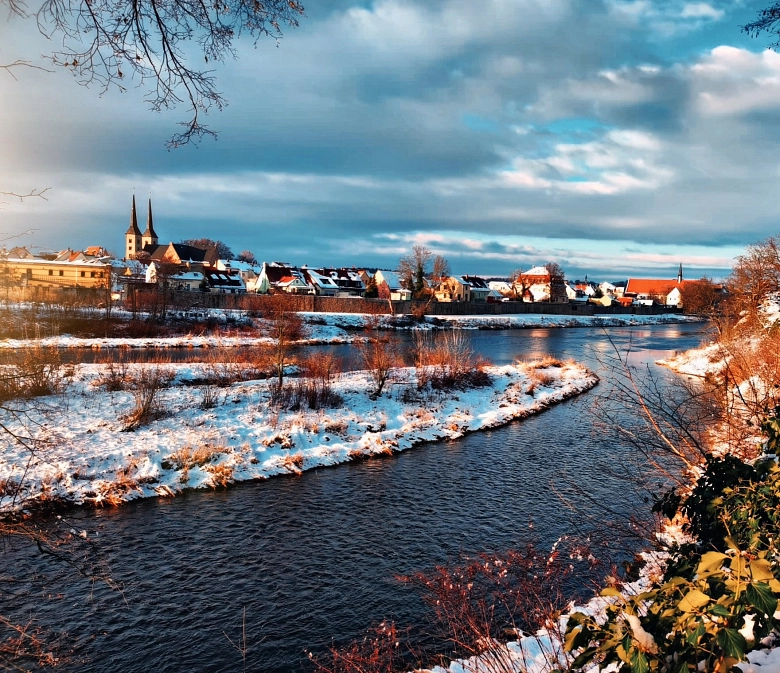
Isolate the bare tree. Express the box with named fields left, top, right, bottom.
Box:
left=727, top=235, right=780, bottom=325
left=261, top=294, right=305, bottom=388
left=398, top=245, right=434, bottom=299
left=431, top=254, right=450, bottom=282
left=2, top=0, right=304, bottom=146
left=236, top=250, right=257, bottom=266
left=508, top=268, right=532, bottom=301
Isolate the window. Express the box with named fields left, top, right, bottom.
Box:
left=80, top=271, right=85, bottom=277
left=59, top=270, right=64, bottom=276
left=48, top=270, right=53, bottom=276
left=91, top=272, right=96, bottom=278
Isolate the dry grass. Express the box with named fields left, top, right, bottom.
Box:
left=121, top=365, right=175, bottom=431
left=280, top=452, right=304, bottom=474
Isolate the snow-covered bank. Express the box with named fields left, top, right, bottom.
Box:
left=0, top=312, right=703, bottom=351
left=0, top=360, right=598, bottom=513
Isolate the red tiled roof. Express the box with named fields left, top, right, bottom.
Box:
left=625, top=278, right=681, bottom=296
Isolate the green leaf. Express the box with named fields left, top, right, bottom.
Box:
left=686, top=622, right=706, bottom=645
left=708, top=603, right=732, bottom=618
left=716, top=628, right=747, bottom=660
left=747, top=582, right=778, bottom=616
left=630, top=648, right=650, bottom=673
left=698, top=552, right=729, bottom=575
left=564, top=624, right=589, bottom=653
left=678, top=589, right=711, bottom=613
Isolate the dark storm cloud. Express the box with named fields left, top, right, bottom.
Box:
left=0, top=0, right=776, bottom=279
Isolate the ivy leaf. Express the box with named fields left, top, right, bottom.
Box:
left=601, top=587, right=623, bottom=598
left=709, top=603, right=732, bottom=618
left=716, top=628, right=747, bottom=660
left=698, top=552, right=729, bottom=575
left=687, top=621, right=706, bottom=645
left=747, top=582, right=778, bottom=616
left=631, top=648, right=650, bottom=673
left=678, top=589, right=711, bottom=613
left=749, top=559, right=775, bottom=583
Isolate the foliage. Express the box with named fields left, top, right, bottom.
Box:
left=3, top=0, right=304, bottom=146
left=565, top=414, right=780, bottom=673
left=726, top=235, right=780, bottom=327
left=236, top=250, right=257, bottom=265
left=180, top=238, right=234, bottom=260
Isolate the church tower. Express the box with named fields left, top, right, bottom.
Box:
left=141, top=194, right=159, bottom=251
left=677, top=263, right=683, bottom=284
left=125, top=193, right=142, bottom=260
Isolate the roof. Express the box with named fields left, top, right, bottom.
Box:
left=376, top=270, right=403, bottom=289
left=126, top=194, right=142, bottom=236
left=625, top=278, right=682, bottom=296
left=461, top=275, right=489, bottom=289
left=522, top=266, right=551, bottom=277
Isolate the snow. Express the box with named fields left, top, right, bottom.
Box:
left=0, top=359, right=598, bottom=513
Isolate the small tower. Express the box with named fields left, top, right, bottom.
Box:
left=677, top=263, right=683, bottom=284
left=141, top=194, right=159, bottom=251
left=125, top=193, right=142, bottom=260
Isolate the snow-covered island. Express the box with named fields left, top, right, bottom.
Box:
left=0, top=358, right=598, bottom=512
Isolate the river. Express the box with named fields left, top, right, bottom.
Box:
left=2, top=322, right=710, bottom=672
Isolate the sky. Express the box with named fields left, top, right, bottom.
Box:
left=0, top=0, right=778, bottom=281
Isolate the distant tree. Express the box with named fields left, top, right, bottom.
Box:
left=508, top=268, right=532, bottom=301
left=180, top=238, right=234, bottom=260
left=364, top=275, right=378, bottom=299
left=432, top=255, right=451, bottom=282
left=148, top=260, right=182, bottom=319
left=727, top=236, right=780, bottom=318
left=236, top=250, right=258, bottom=266
left=398, top=246, right=433, bottom=299
left=680, top=277, right=724, bottom=322
left=544, top=262, right=568, bottom=303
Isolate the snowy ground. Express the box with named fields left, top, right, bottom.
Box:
left=0, top=311, right=703, bottom=351
left=0, top=359, right=597, bottom=513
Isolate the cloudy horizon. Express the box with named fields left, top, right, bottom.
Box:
left=0, top=0, right=777, bottom=282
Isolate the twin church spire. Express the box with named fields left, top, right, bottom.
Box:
left=124, top=192, right=158, bottom=259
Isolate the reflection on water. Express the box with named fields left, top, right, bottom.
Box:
left=3, top=323, right=710, bottom=673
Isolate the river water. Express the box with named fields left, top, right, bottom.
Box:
left=3, top=323, right=709, bottom=672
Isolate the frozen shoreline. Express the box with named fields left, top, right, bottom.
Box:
left=0, top=311, right=704, bottom=351
left=0, top=359, right=598, bottom=513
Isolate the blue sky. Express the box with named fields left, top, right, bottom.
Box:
left=0, top=0, right=777, bottom=281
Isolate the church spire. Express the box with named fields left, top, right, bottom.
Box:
left=143, top=193, right=157, bottom=240
left=126, top=192, right=141, bottom=236
left=677, top=263, right=683, bottom=284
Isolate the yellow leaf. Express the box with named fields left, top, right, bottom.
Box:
left=750, top=559, right=775, bottom=582
left=679, top=589, right=711, bottom=613
left=698, top=551, right=729, bottom=575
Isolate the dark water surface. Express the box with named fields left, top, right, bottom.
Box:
left=4, top=323, right=710, bottom=672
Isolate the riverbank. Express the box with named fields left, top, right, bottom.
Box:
left=0, top=311, right=704, bottom=351
left=0, top=359, right=598, bottom=513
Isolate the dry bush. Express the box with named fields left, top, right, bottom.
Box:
left=356, top=335, right=400, bottom=399
left=199, top=384, right=219, bottom=409
left=310, top=622, right=408, bottom=673
left=411, top=330, right=491, bottom=392
left=300, top=351, right=343, bottom=385
left=533, top=356, right=564, bottom=368
left=280, top=452, right=304, bottom=474
left=529, top=370, right=557, bottom=387
left=324, top=419, right=349, bottom=436
left=93, top=352, right=131, bottom=391
left=121, top=365, right=175, bottom=431
left=205, top=462, right=234, bottom=487
left=0, top=342, right=67, bottom=402
left=269, top=378, right=344, bottom=411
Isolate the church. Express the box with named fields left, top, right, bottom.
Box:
left=124, top=194, right=219, bottom=269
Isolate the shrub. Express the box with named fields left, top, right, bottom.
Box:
left=0, top=342, right=66, bottom=401
left=121, top=366, right=175, bottom=431
left=564, top=413, right=780, bottom=673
